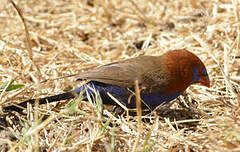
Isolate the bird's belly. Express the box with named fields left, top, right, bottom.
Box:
left=73, top=82, right=182, bottom=110
left=73, top=82, right=128, bottom=106
left=139, top=92, right=182, bottom=109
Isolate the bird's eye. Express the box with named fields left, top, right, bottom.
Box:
left=200, top=66, right=208, bottom=76
left=192, top=66, right=207, bottom=83
left=198, top=72, right=204, bottom=77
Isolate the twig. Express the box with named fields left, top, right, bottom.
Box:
left=10, top=0, right=41, bottom=79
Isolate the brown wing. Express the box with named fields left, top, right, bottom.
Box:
left=76, top=63, right=137, bottom=87
left=140, top=68, right=169, bottom=94
left=75, top=55, right=168, bottom=93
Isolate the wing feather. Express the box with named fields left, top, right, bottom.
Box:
left=76, top=55, right=169, bottom=93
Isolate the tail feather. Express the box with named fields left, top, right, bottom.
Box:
left=4, top=91, right=76, bottom=112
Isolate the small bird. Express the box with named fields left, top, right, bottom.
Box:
left=4, top=49, right=210, bottom=112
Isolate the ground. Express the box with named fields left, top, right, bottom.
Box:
left=0, top=0, right=240, bottom=151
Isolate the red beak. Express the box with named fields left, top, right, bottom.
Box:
left=200, top=76, right=210, bottom=88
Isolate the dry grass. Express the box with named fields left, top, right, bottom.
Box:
left=0, top=0, right=240, bottom=151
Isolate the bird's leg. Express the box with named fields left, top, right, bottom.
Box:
left=112, top=106, right=125, bottom=116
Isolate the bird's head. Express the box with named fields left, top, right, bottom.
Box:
left=181, top=50, right=210, bottom=88
left=166, top=49, right=210, bottom=89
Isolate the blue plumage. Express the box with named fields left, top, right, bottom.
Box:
left=73, top=81, right=182, bottom=110
left=140, top=92, right=181, bottom=108
left=73, top=82, right=129, bottom=106
left=192, top=65, right=208, bottom=83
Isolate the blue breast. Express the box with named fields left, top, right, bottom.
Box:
left=140, top=92, right=181, bottom=109
left=73, top=82, right=182, bottom=110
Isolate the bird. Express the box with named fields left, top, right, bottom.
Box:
left=4, top=49, right=210, bottom=113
